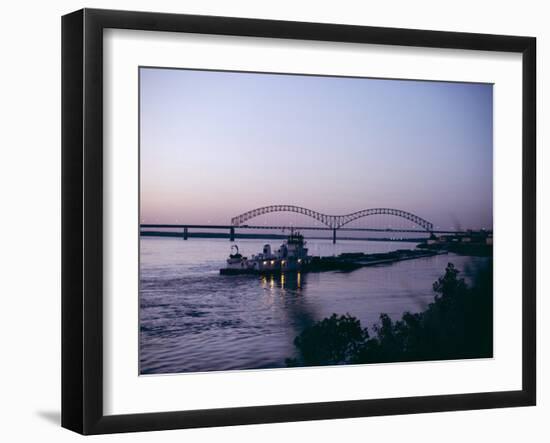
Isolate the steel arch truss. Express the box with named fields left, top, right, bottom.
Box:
left=231, top=205, right=433, bottom=231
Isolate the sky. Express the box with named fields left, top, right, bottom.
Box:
left=140, top=67, right=493, bottom=231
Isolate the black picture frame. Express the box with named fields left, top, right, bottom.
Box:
left=62, top=8, right=536, bottom=435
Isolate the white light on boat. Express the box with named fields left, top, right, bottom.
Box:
left=281, top=260, right=286, bottom=265
left=270, top=260, right=275, bottom=265
left=263, top=261, right=267, bottom=265
left=297, top=259, right=302, bottom=263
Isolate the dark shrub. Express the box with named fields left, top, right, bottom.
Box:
left=288, top=262, right=493, bottom=367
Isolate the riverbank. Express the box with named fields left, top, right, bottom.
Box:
left=418, top=241, right=492, bottom=257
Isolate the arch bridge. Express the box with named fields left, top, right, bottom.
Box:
left=231, top=205, right=433, bottom=243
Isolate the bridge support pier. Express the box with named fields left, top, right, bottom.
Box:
left=229, top=227, right=235, bottom=242
left=183, top=227, right=188, bottom=240
left=332, top=228, right=336, bottom=244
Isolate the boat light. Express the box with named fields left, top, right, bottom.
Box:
left=270, top=260, right=275, bottom=265
left=263, top=261, right=267, bottom=265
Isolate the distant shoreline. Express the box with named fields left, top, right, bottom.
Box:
left=139, top=231, right=425, bottom=242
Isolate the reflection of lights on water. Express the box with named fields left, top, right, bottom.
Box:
left=260, top=276, right=267, bottom=288
left=269, top=276, right=275, bottom=289
left=280, top=274, right=285, bottom=288
left=297, top=272, right=301, bottom=288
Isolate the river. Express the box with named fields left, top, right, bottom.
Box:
left=139, top=237, right=488, bottom=374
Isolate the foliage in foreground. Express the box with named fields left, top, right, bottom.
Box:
left=286, top=262, right=493, bottom=367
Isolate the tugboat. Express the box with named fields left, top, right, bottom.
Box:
left=220, top=230, right=310, bottom=275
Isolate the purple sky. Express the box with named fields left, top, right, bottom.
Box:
left=140, top=68, right=493, bottom=230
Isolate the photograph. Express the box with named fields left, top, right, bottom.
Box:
left=138, top=67, right=494, bottom=375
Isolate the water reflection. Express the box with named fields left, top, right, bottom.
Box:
left=258, top=272, right=316, bottom=342
left=261, top=272, right=303, bottom=292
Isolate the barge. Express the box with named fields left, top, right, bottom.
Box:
left=220, top=231, right=310, bottom=275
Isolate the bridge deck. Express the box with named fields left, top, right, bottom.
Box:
left=140, top=224, right=464, bottom=234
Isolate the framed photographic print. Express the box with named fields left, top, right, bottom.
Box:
left=61, top=8, right=536, bottom=435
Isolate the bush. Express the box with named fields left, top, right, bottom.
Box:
left=287, top=262, right=493, bottom=367
left=286, top=314, right=368, bottom=366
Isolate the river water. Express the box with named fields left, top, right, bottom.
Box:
left=139, top=237, right=488, bottom=374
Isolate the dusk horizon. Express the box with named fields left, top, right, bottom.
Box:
left=140, top=67, right=493, bottom=231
